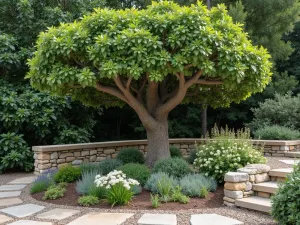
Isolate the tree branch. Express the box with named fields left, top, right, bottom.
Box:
left=147, top=80, right=160, bottom=115
left=185, top=70, right=203, bottom=88
left=95, top=82, right=129, bottom=104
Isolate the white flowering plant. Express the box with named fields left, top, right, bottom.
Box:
left=194, top=126, right=266, bottom=182
left=94, top=170, right=140, bottom=206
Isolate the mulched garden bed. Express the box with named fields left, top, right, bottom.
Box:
left=32, top=183, right=224, bottom=210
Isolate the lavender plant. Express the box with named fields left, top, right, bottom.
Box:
left=30, top=169, right=57, bottom=194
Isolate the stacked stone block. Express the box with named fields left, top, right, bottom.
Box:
left=223, top=164, right=271, bottom=206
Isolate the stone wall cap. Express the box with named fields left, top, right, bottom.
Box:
left=32, top=138, right=300, bottom=152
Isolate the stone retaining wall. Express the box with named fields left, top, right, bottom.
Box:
left=32, top=139, right=300, bottom=174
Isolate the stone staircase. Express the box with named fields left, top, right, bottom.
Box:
left=235, top=168, right=293, bottom=213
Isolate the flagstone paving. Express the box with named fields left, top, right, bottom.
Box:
left=0, top=174, right=277, bottom=224
left=8, top=177, right=36, bottom=184
left=190, top=214, right=244, bottom=225
left=138, top=214, right=177, bottom=225
left=0, top=185, right=26, bottom=191
left=66, top=212, right=134, bottom=225
left=0, top=214, right=13, bottom=224
left=0, top=198, right=23, bottom=207
left=36, top=208, right=80, bottom=220
left=0, top=204, right=45, bottom=218
left=0, top=191, right=21, bottom=199
left=8, top=220, right=52, bottom=225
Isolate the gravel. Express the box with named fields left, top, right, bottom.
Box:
left=0, top=156, right=290, bottom=225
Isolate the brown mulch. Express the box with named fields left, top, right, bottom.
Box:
left=31, top=183, right=224, bottom=210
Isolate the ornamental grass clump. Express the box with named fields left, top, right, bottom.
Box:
left=144, top=172, right=178, bottom=194
left=95, top=170, right=139, bottom=206
left=194, top=126, right=266, bottom=182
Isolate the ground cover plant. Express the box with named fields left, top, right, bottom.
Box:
left=78, top=195, right=100, bottom=206
left=43, top=183, right=67, bottom=200
left=194, top=126, right=266, bottom=182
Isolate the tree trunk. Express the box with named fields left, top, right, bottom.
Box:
left=145, top=119, right=170, bottom=167
left=201, top=106, right=207, bottom=138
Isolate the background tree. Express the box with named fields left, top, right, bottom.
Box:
left=28, top=2, right=272, bottom=165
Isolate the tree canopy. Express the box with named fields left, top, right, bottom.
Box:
left=28, top=1, right=272, bottom=112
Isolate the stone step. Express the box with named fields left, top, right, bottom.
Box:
left=252, top=181, right=278, bottom=194
left=235, top=196, right=271, bottom=213
left=285, top=151, right=300, bottom=158
left=269, top=168, right=293, bottom=178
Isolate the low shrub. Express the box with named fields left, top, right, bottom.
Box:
left=152, top=157, right=192, bottom=178
left=116, top=148, right=145, bottom=164
left=30, top=169, right=57, bottom=194
left=194, top=126, right=266, bottom=182
left=151, top=194, right=160, bottom=208
left=54, top=165, right=81, bottom=183
left=179, top=174, right=217, bottom=197
left=254, top=125, right=300, bottom=140
left=187, top=150, right=197, bottom=164
left=43, top=185, right=66, bottom=200
left=78, top=195, right=99, bottom=206
left=80, top=163, right=102, bottom=175
left=117, top=163, right=150, bottom=185
left=144, top=172, right=177, bottom=194
left=94, top=170, right=139, bottom=207
left=98, top=159, right=123, bottom=175
left=76, top=171, right=98, bottom=195
left=271, top=163, right=300, bottom=224
left=170, top=146, right=182, bottom=158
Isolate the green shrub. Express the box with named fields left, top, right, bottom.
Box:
left=248, top=93, right=300, bottom=131
left=106, top=183, right=134, bottom=206
left=194, top=126, right=266, bottom=182
left=179, top=174, right=217, bottom=197
left=151, top=194, right=160, bottom=208
left=152, top=157, right=192, bottom=178
left=254, top=125, right=300, bottom=140
left=98, top=159, right=123, bottom=175
left=88, top=186, right=107, bottom=199
left=199, top=187, right=209, bottom=198
left=80, top=163, right=102, bottom=175
left=117, top=163, right=150, bottom=185
left=170, top=146, right=182, bottom=158
left=0, top=133, right=33, bottom=173
left=271, top=164, right=300, bottom=224
left=145, top=172, right=177, bottom=194
left=187, top=150, right=197, bottom=164
left=30, top=169, right=57, bottom=194
left=43, top=185, right=66, bottom=200
left=76, top=171, right=98, bottom=195
left=116, top=148, right=145, bottom=164
left=54, top=165, right=81, bottom=183
left=78, top=195, right=99, bottom=206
